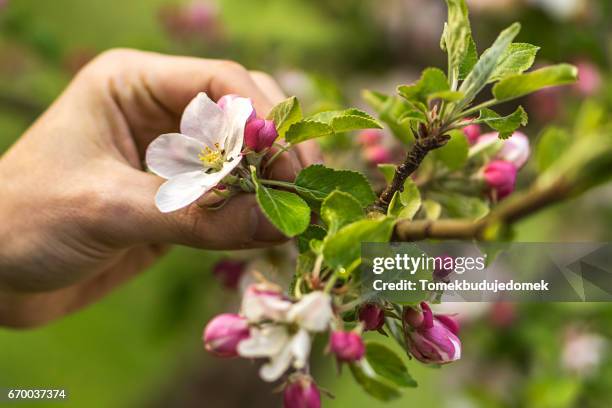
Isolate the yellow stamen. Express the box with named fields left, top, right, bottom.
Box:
left=198, top=144, right=224, bottom=170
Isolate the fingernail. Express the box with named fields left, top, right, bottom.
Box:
left=250, top=206, right=287, bottom=243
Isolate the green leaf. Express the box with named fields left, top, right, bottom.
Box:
left=365, top=342, right=418, bottom=388
left=399, top=110, right=428, bottom=124
left=423, top=199, right=442, bottom=221
left=323, top=218, right=395, bottom=269
left=321, top=191, right=365, bottom=235
left=459, top=22, right=521, bottom=105
left=297, top=224, right=327, bottom=253
left=267, top=96, right=303, bottom=139
left=308, top=109, right=382, bottom=133
left=438, top=193, right=490, bottom=220
left=377, top=164, right=397, bottom=184
left=432, top=129, right=469, bottom=169
left=295, top=165, right=376, bottom=208
left=398, top=68, right=449, bottom=106
left=535, top=127, right=572, bottom=173
left=573, top=100, right=606, bottom=136
left=362, top=90, right=415, bottom=144
left=489, top=43, right=540, bottom=83
left=459, top=36, right=478, bottom=80
left=492, top=64, right=578, bottom=102
left=285, top=121, right=334, bottom=144
left=442, top=0, right=472, bottom=79
left=349, top=362, right=402, bottom=402
left=252, top=170, right=310, bottom=237
left=388, top=179, right=421, bottom=220
left=429, top=90, right=465, bottom=102
left=478, top=106, right=528, bottom=139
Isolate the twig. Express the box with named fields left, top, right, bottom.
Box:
left=393, top=178, right=572, bottom=241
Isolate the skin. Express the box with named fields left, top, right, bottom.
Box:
left=0, top=49, right=322, bottom=328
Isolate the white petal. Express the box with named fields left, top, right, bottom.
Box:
left=180, top=92, right=227, bottom=147
left=146, top=133, right=205, bottom=179
left=237, top=326, right=289, bottom=358
left=288, top=292, right=333, bottom=332
left=260, top=341, right=293, bottom=382
left=290, top=329, right=311, bottom=369
left=223, top=97, right=254, bottom=158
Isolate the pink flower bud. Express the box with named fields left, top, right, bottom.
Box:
left=329, top=331, right=366, bottom=362
left=244, top=118, right=278, bottom=152
left=574, top=60, right=602, bottom=97
left=475, top=132, right=530, bottom=169
left=283, top=376, right=321, bottom=408
left=212, top=259, right=246, bottom=290
left=489, top=302, right=516, bottom=328
left=403, top=303, right=461, bottom=364
left=203, top=313, right=250, bottom=358
left=483, top=160, right=518, bottom=200
left=217, top=94, right=256, bottom=121
left=462, top=124, right=481, bottom=145
left=363, top=145, right=392, bottom=165
left=358, top=303, right=385, bottom=331
left=358, top=129, right=384, bottom=146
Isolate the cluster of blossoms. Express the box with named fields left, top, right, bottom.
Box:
left=203, top=283, right=461, bottom=407
left=462, top=124, right=531, bottom=201
left=159, top=0, right=223, bottom=42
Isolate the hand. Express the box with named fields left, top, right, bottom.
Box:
left=0, top=49, right=321, bottom=328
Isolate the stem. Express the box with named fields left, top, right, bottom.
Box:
left=452, top=99, right=498, bottom=122
left=259, top=179, right=297, bottom=189
left=264, top=143, right=293, bottom=170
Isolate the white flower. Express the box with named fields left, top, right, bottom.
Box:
left=146, top=92, right=254, bottom=213
left=237, top=291, right=333, bottom=382
left=241, top=283, right=293, bottom=323
left=562, top=331, right=607, bottom=377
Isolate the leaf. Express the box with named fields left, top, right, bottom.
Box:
left=365, top=342, right=418, bottom=388
left=438, top=193, right=490, bottom=220
left=285, top=121, right=334, bottom=144
left=321, top=191, right=365, bottom=235
left=399, top=110, right=428, bottom=124
left=422, top=199, right=442, bottom=221
left=429, top=90, right=465, bottom=102
left=398, top=68, right=449, bottom=106
left=295, top=165, right=376, bottom=208
left=362, top=90, right=415, bottom=144
left=492, top=64, right=578, bottom=102
left=459, top=22, right=521, bottom=106
left=377, top=164, right=397, bottom=184
left=309, top=108, right=382, bottom=133
left=267, top=96, right=303, bottom=139
left=442, top=0, right=472, bottom=78
left=349, top=362, right=402, bottom=402
left=459, top=36, right=478, bottom=80
left=489, top=43, right=540, bottom=83
left=323, top=218, right=395, bottom=269
left=432, top=129, right=469, bottom=170
left=478, top=106, right=528, bottom=139
left=297, top=224, right=327, bottom=253
left=535, top=127, right=572, bottom=173
left=388, top=179, right=421, bottom=221
left=252, top=170, right=310, bottom=237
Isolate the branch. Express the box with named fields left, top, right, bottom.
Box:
left=393, top=178, right=573, bottom=241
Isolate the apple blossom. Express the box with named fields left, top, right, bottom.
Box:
left=364, top=145, right=392, bottom=165
left=574, top=60, right=602, bottom=97
left=403, top=303, right=462, bottom=364
left=244, top=118, right=278, bottom=152
left=358, top=129, right=384, bottom=146
left=241, top=283, right=292, bottom=323
left=358, top=303, right=385, bottom=331
left=462, top=123, right=481, bottom=145
left=146, top=92, right=254, bottom=213
left=475, top=132, right=530, bottom=169
left=329, top=331, right=365, bottom=362
left=283, top=375, right=321, bottom=408
left=562, top=330, right=607, bottom=377
left=212, top=259, right=246, bottom=290
left=483, top=160, right=518, bottom=200
left=203, top=313, right=250, bottom=358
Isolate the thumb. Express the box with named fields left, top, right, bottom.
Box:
left=103, top=167, right=287, bottom=250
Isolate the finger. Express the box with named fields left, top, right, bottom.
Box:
left=293, top=140, right=324, bottom=167
left=249, top=70, right=286, bottom=105
left=104, top=165, right=287, bottom=250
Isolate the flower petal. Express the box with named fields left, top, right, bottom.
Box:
left=237, top=325, right=289, bottom=358
left=288, top=292, right=333, bottom=332
left=223, top=96, right=254, bottom=158
left=260, top=341, right=293, bottom=382
left=180, top=92, right=227, bottom=147
left=146, top=133, right=205, bottom=179
left=290, top=329, right=311, bottom=369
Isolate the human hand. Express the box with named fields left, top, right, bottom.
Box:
left=0, top=49, right=321, bottom=327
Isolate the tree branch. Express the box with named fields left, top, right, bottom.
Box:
left=393, top=178, right=573, bottom=241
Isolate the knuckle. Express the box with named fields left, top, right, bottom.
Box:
left=218, top=60, right=249, bottom=76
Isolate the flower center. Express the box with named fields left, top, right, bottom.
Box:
left=198, top=143, right=225, bottom=171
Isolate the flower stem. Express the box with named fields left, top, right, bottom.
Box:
left=264, top=143, right=293, bottom=170
left=258, top=179, right=297, bottom=190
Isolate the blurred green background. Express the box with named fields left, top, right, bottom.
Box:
left=1, top=0, right=611, bottom=407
